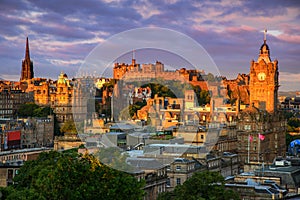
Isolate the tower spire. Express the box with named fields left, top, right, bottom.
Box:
left=21, top=37, right=34, bottom=81
left=25, top=37, right=30, bottom=60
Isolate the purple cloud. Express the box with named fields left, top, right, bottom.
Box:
left=0, top=0, right=299, bottom=91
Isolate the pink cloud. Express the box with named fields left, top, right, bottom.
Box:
left=277, top=34, right=300, bottom=44
left=275, top=23, right=300, bottom=43
left=225, top=25, right=256, bottom=33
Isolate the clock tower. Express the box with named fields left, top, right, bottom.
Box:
left=249, top=30, right=279, bottom=113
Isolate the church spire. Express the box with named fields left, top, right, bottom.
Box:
left=25, top=37, right=30, bottom=60
left=21, top=37, right=34, bottom=81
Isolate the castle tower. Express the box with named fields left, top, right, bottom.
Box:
left=21, top=37, right=34, bottom=81
left=249, top=30, right=279, bottom=112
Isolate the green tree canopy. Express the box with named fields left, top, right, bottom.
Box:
left=142, top=82, right=177, bottom=98
left=17, top=103, right=52, bottom=118
left=118, top=100, right=147, bottom=120
left=95, top=147, right=135, bottom=172
left=1, top=150, right=144, bottom=200
left=158, top=171, right=239, bottom=200
left=199, top=89, right=211, bottom=106
left=60, top=120, right=77, bottom=134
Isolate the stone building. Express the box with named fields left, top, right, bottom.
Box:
left=29, top=78, right=53, bottom=105
left=236, top=108, right=286, bottom=165
left=24, top=73, right=75, bottom=125
left=166, top=157, right=205, bottom=191
left=21, top=116, right=54, bottom=148
left=54, top=133, right=83, bottom=151
left=127, top=157, right=168, bottom=200
left=0, top=89, right=33, bottom=118
left=222, top=73, right=250, bottom=105
left=280, top=94, right=300, bottom=112
left=53, top=72, right=74, bottom=124
left=0, top=117, right=54, bottom=150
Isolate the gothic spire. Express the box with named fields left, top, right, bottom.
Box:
left=21, top=37, right=34, bottom=80
left=25, top=37, right=30, bottom=60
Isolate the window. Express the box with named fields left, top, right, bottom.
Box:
left=166, top=178, right=170, bottom=187
left=7, top=169, right=13, bottom=180
left=176, top=166, right=181, bottom=171
left=176, top=178, right=181, bottom=185
left=244, top=125, right=251, bottom=130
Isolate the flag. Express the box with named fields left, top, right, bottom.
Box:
left=249, top=135, right=253, bottom=142
left=259, top=134, right=265, bottom=141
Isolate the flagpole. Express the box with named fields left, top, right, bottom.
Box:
left=248, top=133, right=250, bottom=163
left=258, top=133, right=260, bottom=164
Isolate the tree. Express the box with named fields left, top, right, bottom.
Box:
left=286, top=133, right=300, bottom=151
left=288, top=117, right=300, bottom=129
left=282, top=111, right=293, bottom=120
left=95, top=147, right=135, bottom=172
left=2, top=150, right=144, bottom=200
left=204, top=73, right=215, bottom=82
left=17, top=103, right=52, bottom=118
left=17, top=103, right=39, bottom=117
left=60, top=120, right=77, bottom=134
left=157, top=171, right=239, bottom=200
left=142, top=83, right=177, bottom=98
left=33, top=106, right=52, bottom=117
left=119, top=100, right=147, bottom=120
left=199, top=90, right=211, bottom=105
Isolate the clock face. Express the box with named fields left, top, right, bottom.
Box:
left=258, top=72, right=266, bottom=81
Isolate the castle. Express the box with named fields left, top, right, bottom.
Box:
left=113, top=58, right=208, bottom=89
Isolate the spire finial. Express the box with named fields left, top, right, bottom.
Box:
left=264, top=29, right=267, bottom=44
left=132, top=49, right=135, bottom=60
left=131, top=49, right=136, bottom=65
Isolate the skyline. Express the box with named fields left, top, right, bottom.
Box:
left=0, top=0, right=299, bottom=91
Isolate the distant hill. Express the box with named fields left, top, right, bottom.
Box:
left=279, top=91, right=299, bottom=97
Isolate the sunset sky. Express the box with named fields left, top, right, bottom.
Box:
left=0, top=0, right=299, bottom=91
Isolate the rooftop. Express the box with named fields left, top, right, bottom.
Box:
left=0, top=147, right=51, bottom=156
left=261, top=165, right=300, bottom=173
left=126, top=157, right=165, bottom=170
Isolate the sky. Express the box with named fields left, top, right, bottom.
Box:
left=0, top=0, right=299, bottom=91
